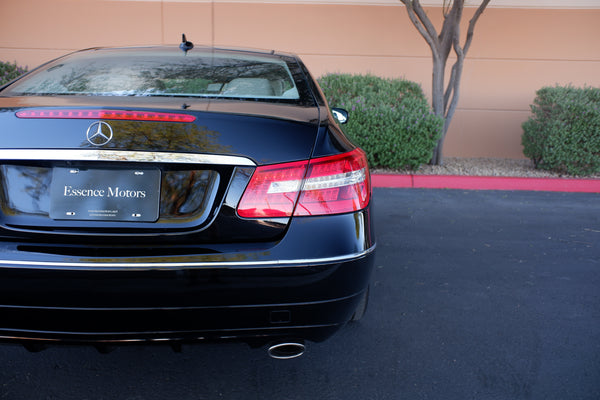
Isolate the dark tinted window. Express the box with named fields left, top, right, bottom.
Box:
left=3, top=48, right=313, bottom=104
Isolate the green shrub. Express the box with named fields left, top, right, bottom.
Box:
left=522, top=85, right=600, bottom=176
left=318, top=74, right=443, bottom=170
left=0, top=61, right=28, bottom=86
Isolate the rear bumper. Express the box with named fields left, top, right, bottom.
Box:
left=0, top=250, right=374, bottom=346
left=0, top=210, right=375, bottom=346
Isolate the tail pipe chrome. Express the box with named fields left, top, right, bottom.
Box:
left=267, top=340, right=305, bottom=359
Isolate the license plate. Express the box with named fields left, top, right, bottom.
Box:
left=50, top=168, right=160, bottom=222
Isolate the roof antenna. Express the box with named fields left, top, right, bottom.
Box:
left=180, top=34, right=194, bottom=54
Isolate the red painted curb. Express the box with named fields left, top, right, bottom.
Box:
left=372, top=174, right=600, bottom=193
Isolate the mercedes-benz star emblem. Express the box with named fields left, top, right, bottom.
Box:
left=86, top=121, right=113, bottom=146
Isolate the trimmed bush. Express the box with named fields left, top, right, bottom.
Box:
left=522, top=85, right=600, bottom=176
left=0, top=61, right=28, bottom=86
left=318, top=74, right=443, bottom=170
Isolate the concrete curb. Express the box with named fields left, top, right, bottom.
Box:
left=371, top=174, right=600, bottom=193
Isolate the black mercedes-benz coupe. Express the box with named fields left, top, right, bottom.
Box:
left=0, top=41, right=375, bottom=358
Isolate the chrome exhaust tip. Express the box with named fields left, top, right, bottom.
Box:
left=267, top=341, right=305, bottom=359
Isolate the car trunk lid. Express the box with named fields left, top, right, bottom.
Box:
left=0, top=98, right=321, bottom=243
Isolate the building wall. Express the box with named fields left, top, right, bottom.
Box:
left=1, top=0, right=599, bottom=159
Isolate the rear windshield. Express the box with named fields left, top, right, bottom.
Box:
left=3, top=48, right=313, bottom=104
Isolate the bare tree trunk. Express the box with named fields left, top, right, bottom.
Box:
left=399, top=0, right=490, bottom=165
left=430, top=55, right=446, bottom=165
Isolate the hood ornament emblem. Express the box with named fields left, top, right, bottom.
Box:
left=86, top=121, right=113, bottom=146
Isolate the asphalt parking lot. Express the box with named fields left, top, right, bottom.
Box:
left=1, top=188, right=599, bottom=400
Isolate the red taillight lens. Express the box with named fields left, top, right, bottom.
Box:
left=295, top=149, right=370, bottom=216
left=237, top=149, right=370, bottom=218
left=237, top=160, right=308, bottom=218
left=15, top=109, right=196, bottom=123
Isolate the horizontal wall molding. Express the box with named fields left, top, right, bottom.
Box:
left=157, top=0, right=600, bottom=8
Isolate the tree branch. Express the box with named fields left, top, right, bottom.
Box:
left=411, top=0, right=441, bottom=43
left=444, top=0, right=489, bottom=116
left=463, top=0, right=491, bottom=54
left=444, top=12, right=464, bottom=113
left=399, top=0, right=439, bottom=56
left=444, top=63, right=457, bottom=111
left=438, top=1, right=462, bottom=61
left=445, top=28, right=465, bottom=122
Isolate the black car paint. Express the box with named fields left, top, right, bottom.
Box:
left=0, top=47, right=375, bottom=349
left=0, top=99, right=321, bottom=164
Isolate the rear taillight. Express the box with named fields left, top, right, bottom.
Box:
left=237, top=149, right=370, bottom=218
left=237, top=160, right=308, bottom=218
left=295, top=149, right=371, bottom=216
left=15, top=109, right=196, bottom=123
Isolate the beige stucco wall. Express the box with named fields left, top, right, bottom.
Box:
left=1, top=0, right=599, bottom=159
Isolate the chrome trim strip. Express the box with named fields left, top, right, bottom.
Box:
left=0, top=149, right=256, bottom=166
left=0, top=246, right=375, bottom=271
left=0, top=336, right=61, bottom=343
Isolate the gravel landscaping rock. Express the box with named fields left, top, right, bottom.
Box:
left=374, top=157, right=600, bottom=179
